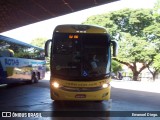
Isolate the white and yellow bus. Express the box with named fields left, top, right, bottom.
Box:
left=0, top=35, right=46, bottom=84
left=45, top=24, right=118, bottom=101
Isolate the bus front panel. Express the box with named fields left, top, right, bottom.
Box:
left=50, top=29, right=112, bottom=101
left=50, top=78, right=111, bottom=100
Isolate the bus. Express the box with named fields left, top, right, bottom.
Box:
left=0, top=35, right=46, bottom=84
left=45, top=24, right=118, bottom=101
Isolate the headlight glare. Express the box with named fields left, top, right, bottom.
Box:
left=52, top=82, right=59, bottom=88
left=102, top=83, right=109, bottom=88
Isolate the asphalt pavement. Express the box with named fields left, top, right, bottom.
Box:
left=0, top=76, right=160, bottom=120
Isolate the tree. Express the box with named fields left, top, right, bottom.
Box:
left=30, top=37, right=47, bottom=48
left=142, top=0, right=160, bottom=80
left=153, top=0, right=160, bottom=15
left=83, top=8, right=160, bottom=80
left=143, top=25, right=160, bottom=80
left=30, top=37, right=50, bottom=71
left=116, top=33, right=156, bottom=80
left=153, top=54, right=160, bottom=70
left=111, top=60, right=122, bottom=74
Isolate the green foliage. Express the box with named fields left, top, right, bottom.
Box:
left=143, top=23, right=160, bottom=40
left=83, top=7, right=160, bottom=80
left=83, top=9, right=154, bottom=38
left=118, top=33, right=156, bottom=63
left=111, top=60, right=122, bottom=73
left=153, top=54, right=160, bottom=71
left=30, top=37, right=50, bottom=71
left=153, top=0, right=160, bottom=13
left=30, top=37, right=48, bottom=48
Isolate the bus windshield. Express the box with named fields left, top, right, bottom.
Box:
left=52, top=33, right=110, bottom=80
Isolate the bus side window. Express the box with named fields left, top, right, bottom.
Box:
left=0, top=50, right=2, bottom=57
left=8, top=49, right=14, bottom=57
left=0, top=62, right=3, bottom=77
left=0, top=49, right=14, bottom=57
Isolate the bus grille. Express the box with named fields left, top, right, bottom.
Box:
left=60, top=86, right=104, bottom=92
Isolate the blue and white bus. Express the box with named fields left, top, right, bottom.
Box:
left=0, top=35, right=46, bottom=84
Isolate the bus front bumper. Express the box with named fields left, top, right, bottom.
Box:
left=50, top=84, right=111, bottom=101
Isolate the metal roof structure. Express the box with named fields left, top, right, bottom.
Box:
left=0, top=0, right=118, bottom=33
left=0, top=35, right=43, bottom=50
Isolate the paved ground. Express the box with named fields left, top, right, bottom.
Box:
left=0, top=73, right=160, bottom=120
left=111, top=79, right=160, bottom=93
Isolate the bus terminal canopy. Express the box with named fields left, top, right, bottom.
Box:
left=0, top=0, right=118, bottom=33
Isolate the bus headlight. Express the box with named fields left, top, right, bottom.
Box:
left=52, top=82, right=59, bottom=88
left=102, top=83, right=109, bottom=88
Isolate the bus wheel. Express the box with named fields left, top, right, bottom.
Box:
left=34, top=73, right=39, bottom=83
left=30, top=76, right=34, bottom=84
left=50, top=91, right=54, bottom=100
left=30, top=73, right=38, bottom=83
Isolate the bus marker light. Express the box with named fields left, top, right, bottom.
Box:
left=75, top=94, right=86, bottom=98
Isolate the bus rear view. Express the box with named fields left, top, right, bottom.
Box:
left=45, top=24, right=118, bottom=101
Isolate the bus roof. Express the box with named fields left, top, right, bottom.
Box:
left=0, top=35, right=43, bottom=50
left=54, top=24, right=107, bottom=33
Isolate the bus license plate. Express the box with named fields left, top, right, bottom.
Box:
left=75, top=94, right=86, bottom=98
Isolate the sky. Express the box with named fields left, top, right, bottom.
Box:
left=0, top=0, right=157, bottom=43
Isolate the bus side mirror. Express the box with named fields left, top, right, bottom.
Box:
left=45, top=39, right=52, bottom=57
left=111, top=40, right=118, bottom=57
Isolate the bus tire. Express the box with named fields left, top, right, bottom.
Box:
left=30, top=73, right=38, bottom=84
left=30, top=76, right=35, bottom=84
left=34, top=73, right=39, bottom=83
left=50, top=91, right=54, bottom=100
